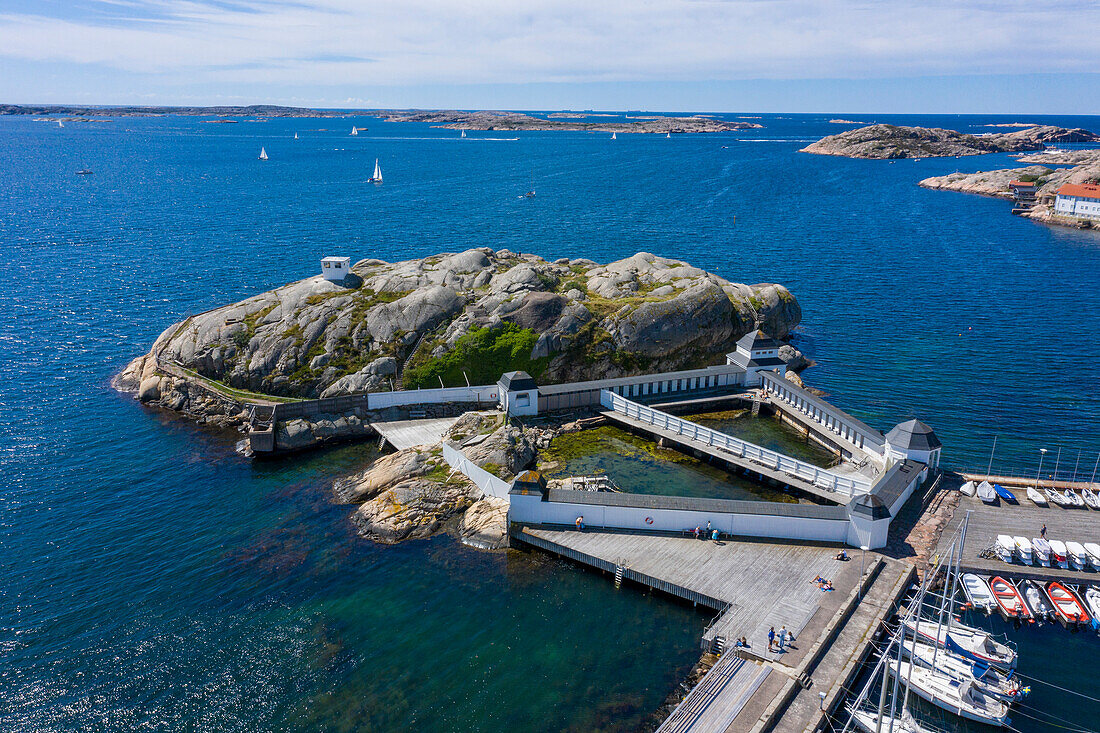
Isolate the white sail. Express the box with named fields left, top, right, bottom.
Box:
left=372, top=159, right=382, bottom=183
left=666, top=132, right=670, bottom=138
left=259, top=147, right=268, bottom=160
left=58, top=120, right=64, bottom=128
left=294, top=132, right=299, bottom=140
left=351, top=126, right=358, bottom=136
left=611, top=132, right=616, bottom=139
left=461, top=129, right=466, bottom=138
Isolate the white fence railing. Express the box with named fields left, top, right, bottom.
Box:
left=368, top=385, right=498, bottom=410
left=600, top=391, right=871, bottom=497
left=442, top=442, right=511, bottom=501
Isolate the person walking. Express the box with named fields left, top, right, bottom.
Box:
left=768, top=627, right=776, bottom=652
left=1041, top=524, right=1047, bottom=539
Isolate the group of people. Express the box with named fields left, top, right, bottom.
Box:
left=692, top=521, right=721, bottom=543
left=812, top=575, right=834, bottom=592
left=767, top=625, right=794, bottom=653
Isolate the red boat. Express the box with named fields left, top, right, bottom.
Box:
left=989, top=576, right=1032, bottom=622
left=1046, top=581, right=1090, bottom=627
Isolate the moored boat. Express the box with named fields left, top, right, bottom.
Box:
left=1049, top=539, right=1069, bottom=569
left=977, top=481, right=997, bottom=503
left=1046, top=581, right=1090, bottom=627
left=1032, top=537, right=1051, bottom=567
left=1065, top=541, right=1089, bottom=570
left=847, top=707, right=939, bottom=733
left=961, top=573, right=995, bottom=613
left=1026, top=486, right=1047, bottom=505
left=960, top=480, right=976, bottom=496
left=889, top=661, right=1010, bottom=726
left=903, top=617, right=1017, bottom=669
left=1024, top=580, right=1054, bottom=622
left=990, top=575, right=1031, bottom=622
left=1085, top=586, right=1100, bottom=623
left=1084, top=542, right=1100, bottom=570
left=1013, top=536, right=1032, bottom=564
left=993, top=483, right=1017, bottom=503
left=904, top=639, right=1027, bottom=703
left=995, top=535, right=1014, bottom=563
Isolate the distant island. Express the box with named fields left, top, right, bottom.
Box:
left=2, top=104, right=763, bottom=132
left=800, top=123, right=1098, bottom=159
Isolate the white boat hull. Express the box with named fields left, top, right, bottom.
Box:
left=889, top=661, right=1009, bottom=726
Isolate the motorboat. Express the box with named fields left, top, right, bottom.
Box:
left=960, top=480, right=976, bottom=496
left=993, top=484, right=1017, bottom=503
left=1083, top=542, right=1100, bottom=570
left=1045, top=487, right=1069, bottom=506
left=1083, top=488, right=1100, bottom=509
left=903, top=617, right=1016, bottom=669
left=1046, top=581, right=1090, bottom=627
left=1032, top=537, right=1051, bottom=566
left=990, top=576, right=1031, bottom=622
left=961, top=573, right=995, bottom=613
left=904, top=639, right=1027, bottom=703
left=368, top=158, right=383, bottom=184
left=1065, top=541, right=1089, bottom=570
left=1085, top=586, right=1100, bottom=622
left=1049, top=539, right=1069, bottom=569
left=976, top=481, right=997, bottom=503
left=1013, top=536, right=1032, bottom=564
left=258, top=147, right=269, bottom=161
left=995, top=535, right=1014, bottom=563
left=1024, top=580, right=1055, bottom=622
left=75, top=169, right=93, bottom=175
left=889, top=661, right=1009, bottom=726
left=1026, top=486, right=1047, bottom=505
left=1064, top=489, right=1085, bottom=507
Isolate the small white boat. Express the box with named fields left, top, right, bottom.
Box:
left=904, top=639, right=1026, bottom=702
left=258, top=147, right=269, bottom=160
left=977, top=481, right=997, bottom=503
left=611, top=132, right=617, bottom=140
left=889, top=661, right=1009, bottom=726
left=1024, top=580, right=1054, bottom=622
left=1032, top=537, right=1051, bottom=567
left=960, top=480, right=976, bottom=496
left=350, top=126, right=358, bottom=136
left=1083, top=488, right=1100, bottom=509
left=1013, top=536, right=1032, bottom=564
left=961, top=573, right=995, bottom=612
left=903, top=617, right=1016, bottom=669
left=1049, top=539, right=1069, bottom=569
left=1066, top=541, right=1089, bottom=570
left=1045, top=487, right=1069, bottom=506
left=368, top=158, right=382, bottom=184
left=1085, top=587, right=1100, bottom=622
left=995, top=535, right=1014, bottom=563
left=1026, top=486, right=1047, bottom=505
left=1064, top=489, right=1085, bottom=507
left=1084, top=542, right=1100, bottom=569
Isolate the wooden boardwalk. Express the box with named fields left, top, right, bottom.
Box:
left=656, top=653, right=770, bottom=733
left=369, top=417, right=459, bottom=450
left=936, top=493, right=1100, bottom=582
left=600, top=409, right=847, bottom=504
left=959, top=472, right=1099, bottom=492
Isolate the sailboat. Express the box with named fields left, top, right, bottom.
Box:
left=368, top=158, right=382, bottom=184
left=611, top=132, right=616, bottom=140
left=258, top=147, right=269, bottom=161
left=350, top=126, right=358, bottom=136
left=294, top=132, right=299, bottom=140
left=461, top=129, right=466, bottom=138
left=666, top=132, right=671, bottom=138
left=58, top=119, right=64, bottom=128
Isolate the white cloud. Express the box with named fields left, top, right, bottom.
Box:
left=0, top=0, right=1097, bottom=87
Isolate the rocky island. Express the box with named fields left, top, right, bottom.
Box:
left=800, top=123, right=1098, bottom=159
left=368, top=110, right=762, bottom=133
left=115, top=249, right=804, bottom=548
left=918, top=149, right=1100, bottom=229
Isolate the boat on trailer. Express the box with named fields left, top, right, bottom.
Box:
left=1026, top=486, right=1047, bottom=505
left=990, top=576, right=1032, bottom=622
left=961, top=573, right=995, bottom=613
left=1046, top=581, right=1090, bottom=628
left=1032, top=537, right=1051, bottom=567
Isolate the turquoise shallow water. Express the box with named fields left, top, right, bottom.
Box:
left=1, top=111, right=1098, bottom=731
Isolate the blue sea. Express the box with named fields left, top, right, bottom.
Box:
left=2, top=111, right=1098, bottom=731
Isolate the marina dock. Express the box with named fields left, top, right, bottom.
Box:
left=512, top=526, right=914, bottom=732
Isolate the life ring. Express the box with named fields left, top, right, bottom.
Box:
left=644, top=516, right=654, bottom=525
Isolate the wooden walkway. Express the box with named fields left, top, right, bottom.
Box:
left=959, top=472, right=1099, bottom=492
left=370, top=417, right=459, bottom=450
left=600, top=410, right=846, bottom=504
left=936, top=493, right=1100, bottom=582
left=656, top=653, right=770, bottom=733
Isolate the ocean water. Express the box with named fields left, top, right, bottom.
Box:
left=2, top=111, right=1098, bottom=731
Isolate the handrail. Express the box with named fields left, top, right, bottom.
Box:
left=600, top=391, right=871, bottom=496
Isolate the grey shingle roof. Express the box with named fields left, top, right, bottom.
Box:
left=499, top=370, right=538, bottom=391
left=737, top=330, right=782, bottom=351
left=885, top=419, right=941, bottom=451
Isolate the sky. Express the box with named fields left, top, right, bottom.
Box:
left=1, top=0, right=1098, bottom=113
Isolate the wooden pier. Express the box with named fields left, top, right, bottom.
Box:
left=512, top=526, right=913, bottom=733
left=959, top=472, right=1099, bottom=492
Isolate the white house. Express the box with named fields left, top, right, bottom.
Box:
left=726, top=330, right=787, bottom=386
left=498, top=371, right=539, bottom=416
left=884, top=419, right=941, bottom=469
left=321, top=256, right=352, bottom=282
left=1054, top=183, right=1100, bottom=220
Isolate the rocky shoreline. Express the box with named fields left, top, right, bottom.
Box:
left=370, top=109, right=763, bottom=133
left=801, top=123, right=1098, bottom=159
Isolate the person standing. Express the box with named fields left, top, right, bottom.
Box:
left=779, top=625, right=789, bottom=652
left=576, top=516, right=584, bottom=531
left=768, top=627, right=776, bottom=652
left=706, top=520, right=712, bottom=534
left=694, top=526, right=701, bottom=540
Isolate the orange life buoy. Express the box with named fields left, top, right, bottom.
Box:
left=644, top=516, right=654, bottom=524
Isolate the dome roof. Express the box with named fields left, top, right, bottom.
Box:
left=886, top=419, right=941, bottom=452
